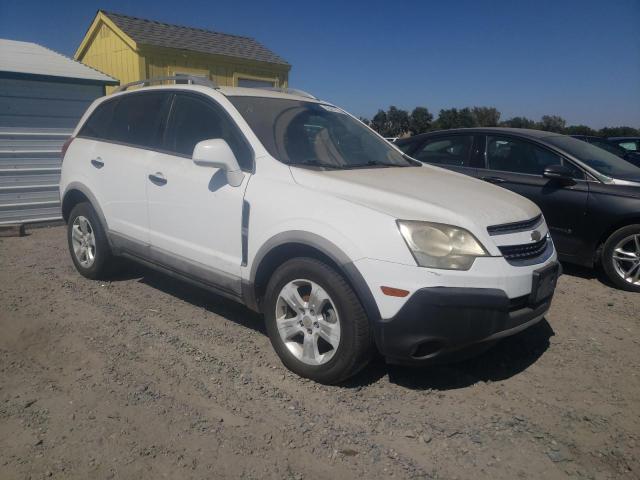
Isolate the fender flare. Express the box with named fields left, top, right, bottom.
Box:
left=61, top=182, right=107, bottom=226
left=61, top=182, right=112, bottom=247
left=246, top=230, right=381, bottom=323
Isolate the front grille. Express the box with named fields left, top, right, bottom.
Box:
left=487, top=214, right=542, bottom=236
left=499, top=237, right=548, bottom=260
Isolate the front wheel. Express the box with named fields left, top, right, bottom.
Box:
left=601, top=224, right=640, bottom=292
left=263, top=258, right=374, bottom=384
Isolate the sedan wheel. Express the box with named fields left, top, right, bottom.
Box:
left=611, top=233, right=640, bottom=286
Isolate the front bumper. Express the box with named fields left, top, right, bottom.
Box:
left=373, top=262, right=560, bottom=364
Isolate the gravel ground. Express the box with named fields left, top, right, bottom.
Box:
left=1, top=225, right=639, bottom=480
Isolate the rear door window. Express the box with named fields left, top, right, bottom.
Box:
left=108, top=92, right=170, bottom=149
left=412, top=135, right=473, bottom=166
left=163, top=93, right=252, bottom=170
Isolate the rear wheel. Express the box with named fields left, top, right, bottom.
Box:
left=67, top=202, right=117, bottom=279
left=601, top=224, right=640, bottom=292
left=264, top=257, right=374, bottom=384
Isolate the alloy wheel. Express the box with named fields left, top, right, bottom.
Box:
left=275, top=279, right=341, bottom=366
left=71, top=215, right=96, bottom=268
left=612, top=234, right=640, bottom=286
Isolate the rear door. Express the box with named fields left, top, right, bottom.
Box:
left=402, top=133, right=478, bottom=176
left=474, top=134, right=590, bottom=257
left=75, top=92, right=170, bottom=247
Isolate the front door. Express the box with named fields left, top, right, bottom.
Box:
left=474, top=135, right=590, bottom=257
left=146, top=92, right=254, bottom=296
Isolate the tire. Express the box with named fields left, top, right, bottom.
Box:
left=67, top=202, right=117, bottom=280
left=263, top=257, right=374, bottom=384
left=601, top=224, right=640, bottom=292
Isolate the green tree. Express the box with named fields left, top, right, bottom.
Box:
left=598, top=126, right=640, bottom=137
left=457, top=108, right=476, bottom=128
left=538, top=115, right=566, bottom=133
left=386, top=106, right=410, bottom=137
left=358, top=116, right=370, bottom=126
left=500, top=116, right=537, bottom=129
left=370, top=109, right=388, bottom=135
left=409, top=107, right=433, bottom=134
left=565, top=125, right=597, bottom=136
left=434, top=108, right=460, bottom=129
left=434, top=108, right=476, bottom=129
left=471, top=107, right=501, bottom=127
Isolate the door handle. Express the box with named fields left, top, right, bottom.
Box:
left=90, top=157, right=104, bottom=169
left=148, top=172, right=167, bottom=186
left=482, top=175, right=505, bottom=184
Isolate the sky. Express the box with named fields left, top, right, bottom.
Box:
left=1, top=0, right=639, bottom=128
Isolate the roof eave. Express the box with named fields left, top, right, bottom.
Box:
left=137, top=43, right=291, bottom=70
left=75, top=10, right=138, bottom=60
left=0, top=70, right=119, bottom=86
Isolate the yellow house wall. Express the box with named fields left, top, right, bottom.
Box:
left=76, top=21, right=141, bottom=94
left=142, top=47, right=289, bottom=88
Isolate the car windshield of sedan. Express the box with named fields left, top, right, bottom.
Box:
left=544, top=135, right=640, bottom=179
left=228, top=96, right=416, bottom=169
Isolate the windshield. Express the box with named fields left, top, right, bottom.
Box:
left=544, top=135, right=640, bottom=179
left=228, top=96, right=415, bottom=169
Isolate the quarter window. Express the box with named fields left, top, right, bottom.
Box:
left=163, top=94, right=252, bottom=170
left=174, top=73, right=208, bottom=85
left=412, top=136, right=473, bottom=166
left=618, top=141, right=638, bottom=151
left=78, top=99, right=119, bottom=140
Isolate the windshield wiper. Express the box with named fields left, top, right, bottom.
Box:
left=341, top=160, right=410, bottom=169
left=403, top=154, right=423, bottom=166
left=287, top=159, right=417, bottom=170
left=286, top=160, right=342, bottom=170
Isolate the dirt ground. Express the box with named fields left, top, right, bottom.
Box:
left=0, top=225, right=638, bottom=480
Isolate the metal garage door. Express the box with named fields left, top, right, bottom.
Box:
left=0, top=127, right=70, bottom=225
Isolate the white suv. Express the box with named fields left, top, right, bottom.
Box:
left=60, top=77, right=559, bottom=383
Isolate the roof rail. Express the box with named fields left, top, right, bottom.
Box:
left=114, top=75, right=217, bottom=93
left=261, top=87, right=317, bottom=100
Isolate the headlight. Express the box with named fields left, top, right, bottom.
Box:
left=397, top=220, right=488, bottom=270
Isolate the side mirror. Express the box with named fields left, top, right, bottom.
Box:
left=543, top=164, right=575, bottom=185
left=192, top=139, right=244, bottom=187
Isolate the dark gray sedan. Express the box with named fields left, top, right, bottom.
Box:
left=396, top=128, right=640, bottom=292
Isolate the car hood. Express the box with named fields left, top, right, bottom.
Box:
left=289, top=165, right=540, bottom=231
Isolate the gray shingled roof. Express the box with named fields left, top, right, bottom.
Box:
left=102, top=11, right=290, bottom=67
